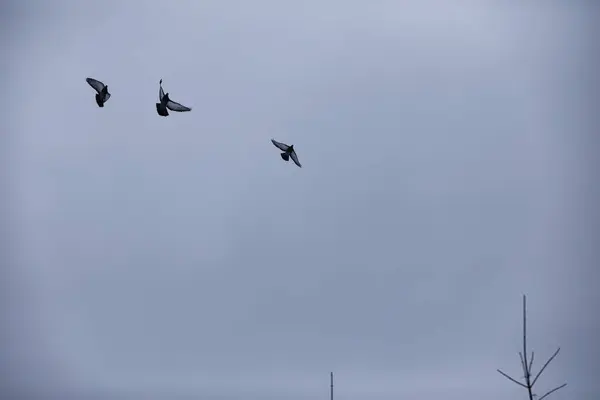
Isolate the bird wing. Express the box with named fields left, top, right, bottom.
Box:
left=166, top=100, right=192, bottom=112
left=86, top=78, right=105, bottom=94
left=159, top=82, right=165, bottom=101
left=271, top=139, right=289, bottom=151
left=102, top=92, right=111, bottom=102
left=290, top=150, right=302, bottom=168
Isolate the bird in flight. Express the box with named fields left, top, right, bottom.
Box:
left=156, top=79, right=192, bottom=116
left=86, top=77, right=111, bottom=107
left=271, top=139, right=302, bottom=168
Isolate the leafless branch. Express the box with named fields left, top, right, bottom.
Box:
left=519, top=352, right=527, bottom=377
left=522, top=296, right=528, bottom=377
left=522, top=296, right=534, bottom=400
left=538, top=383, right=567, bottom=400
left=531, top=347, right=561, bottom=387
left=496, top=295, right=567, bottom=400
left=528, top=351, right=535, bottom=374
left=496, top=369, right=528, bottom=388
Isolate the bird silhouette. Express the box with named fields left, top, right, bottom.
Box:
left=271, top=139, right=301, bottom=168
left=156, top=79, right=191, bottom=116
left=86, top=78, right=111, bottom=107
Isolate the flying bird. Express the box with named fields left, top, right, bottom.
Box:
left=86, top=77, right=111, bottom=107
left=156, top=79, right=192, bottom=116
left=271, top=139, right=301, bottom=168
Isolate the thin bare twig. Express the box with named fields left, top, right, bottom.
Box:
left=497, top=369, right=528, bottom=388
left=532, top=348, right=561, bottom=387
left=538, top=383, right=567, bottom=400
left=519, top=352, right=527, bottom=377
left=522, top=296, right=534, bottom=400
left=528, top=351, right=535, bottom=374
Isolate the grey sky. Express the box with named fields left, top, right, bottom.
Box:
left=2, top=1, right=598, bottom=399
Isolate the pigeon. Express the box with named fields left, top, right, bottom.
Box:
left=156, top=79, right=192, bottom=116
left=86, top=77, right=111, bottom=107
left=271, top=139, right=301, bottom=168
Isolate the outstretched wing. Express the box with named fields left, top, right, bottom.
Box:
left=290, top=150, right=302, bottom=168
left=159, top=80, right=165, bottom=101
left=166, top=100, right=191, bottom=112
left=271, top=139, right=289, bottom=151
left=86, top=78, right=105, bottom=94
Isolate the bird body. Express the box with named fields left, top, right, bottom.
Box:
left=156, top=79, right=191, bottom=116
left=86, top=77, right=111, bottom=107
left=271, top=139, right=301, bottom=167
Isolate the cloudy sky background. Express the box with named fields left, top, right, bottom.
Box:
left=2, top=1, right=598, bottom=399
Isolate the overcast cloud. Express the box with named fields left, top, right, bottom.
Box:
left=1, top=1, right=599, bottom=399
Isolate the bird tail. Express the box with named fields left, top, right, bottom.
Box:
left=280, top=153, right=289, bottom=161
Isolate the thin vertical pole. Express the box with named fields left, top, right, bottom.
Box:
left=330, top=372, right=334, bottom=400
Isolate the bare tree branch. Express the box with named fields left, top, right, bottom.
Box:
left=497, top=369, right=528, bottom=388
left=538, top=383, right=567, bottom=400
left=531, top=348, right=561, bottom=387
left=497, top=295, right=566, bottom=400
left=522, top=296, right=534, bottom=400
left=528, top=351, right=535, bottom=374
left=519, top=352, right=527, bottom=377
